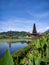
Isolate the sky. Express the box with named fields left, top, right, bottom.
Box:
left=0, top=0, right=49, bottom=32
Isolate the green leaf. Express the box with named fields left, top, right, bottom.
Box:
left=27, top=52, right=33, bottom=61
left=35, top=54, right=41, bottom=65
left=0, top=49, right=14, bottom=65
left=20, top=57, right=26, bottom=64
left=28, top=60, right=33, bottom=65
left=46, top=47, right=49, bottom=59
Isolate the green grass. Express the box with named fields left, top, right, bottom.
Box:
left=0, top=38, right=32, bottom=43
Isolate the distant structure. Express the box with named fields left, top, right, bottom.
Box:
left=33, top=23, right=37, bottom=33
left=26, top=23, right=42, bottom=38
left=31, top=23, right=41, bottom=37
left=32, top=23, right=37, bottom=35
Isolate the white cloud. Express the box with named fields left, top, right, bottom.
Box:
left=0, top=19, right=36, bottom=32
left=0, top=18, right=49, bottom=33
left=27, top=11, right=49, bottom=18
left=45, top=27, right=49, bottom=31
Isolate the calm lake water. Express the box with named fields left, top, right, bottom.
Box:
left=0, top=42, right=28, bottom=58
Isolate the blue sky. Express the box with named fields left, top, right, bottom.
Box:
left=0, top=0, right=49, bottom=32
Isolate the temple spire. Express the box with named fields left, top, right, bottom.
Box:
left=32, top=23, right=37, bottom=34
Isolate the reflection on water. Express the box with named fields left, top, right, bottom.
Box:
left=0, top=42, right=28, bottom=58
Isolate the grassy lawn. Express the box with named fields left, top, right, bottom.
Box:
left=0, top=38, right=32, bottom=43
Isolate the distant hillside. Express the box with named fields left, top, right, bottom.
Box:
left=44, top=30, right=49, bottom=34
left=0, top=31, right=29, bottom=39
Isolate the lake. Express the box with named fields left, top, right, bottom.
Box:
left=0, top=42, right=28, bottom=58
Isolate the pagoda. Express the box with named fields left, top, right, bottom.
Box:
left=26, top=23, right=42, bottom=38
left=31, top=23, right=39, bottom=36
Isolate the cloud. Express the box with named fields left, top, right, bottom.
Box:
left=0, top=18, right=49, bottom=33
left=27, top=11, right=49, bottom=18
left=0, top=19, right=36, bottom=32
left=45, top=26, right=49, bottom=30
